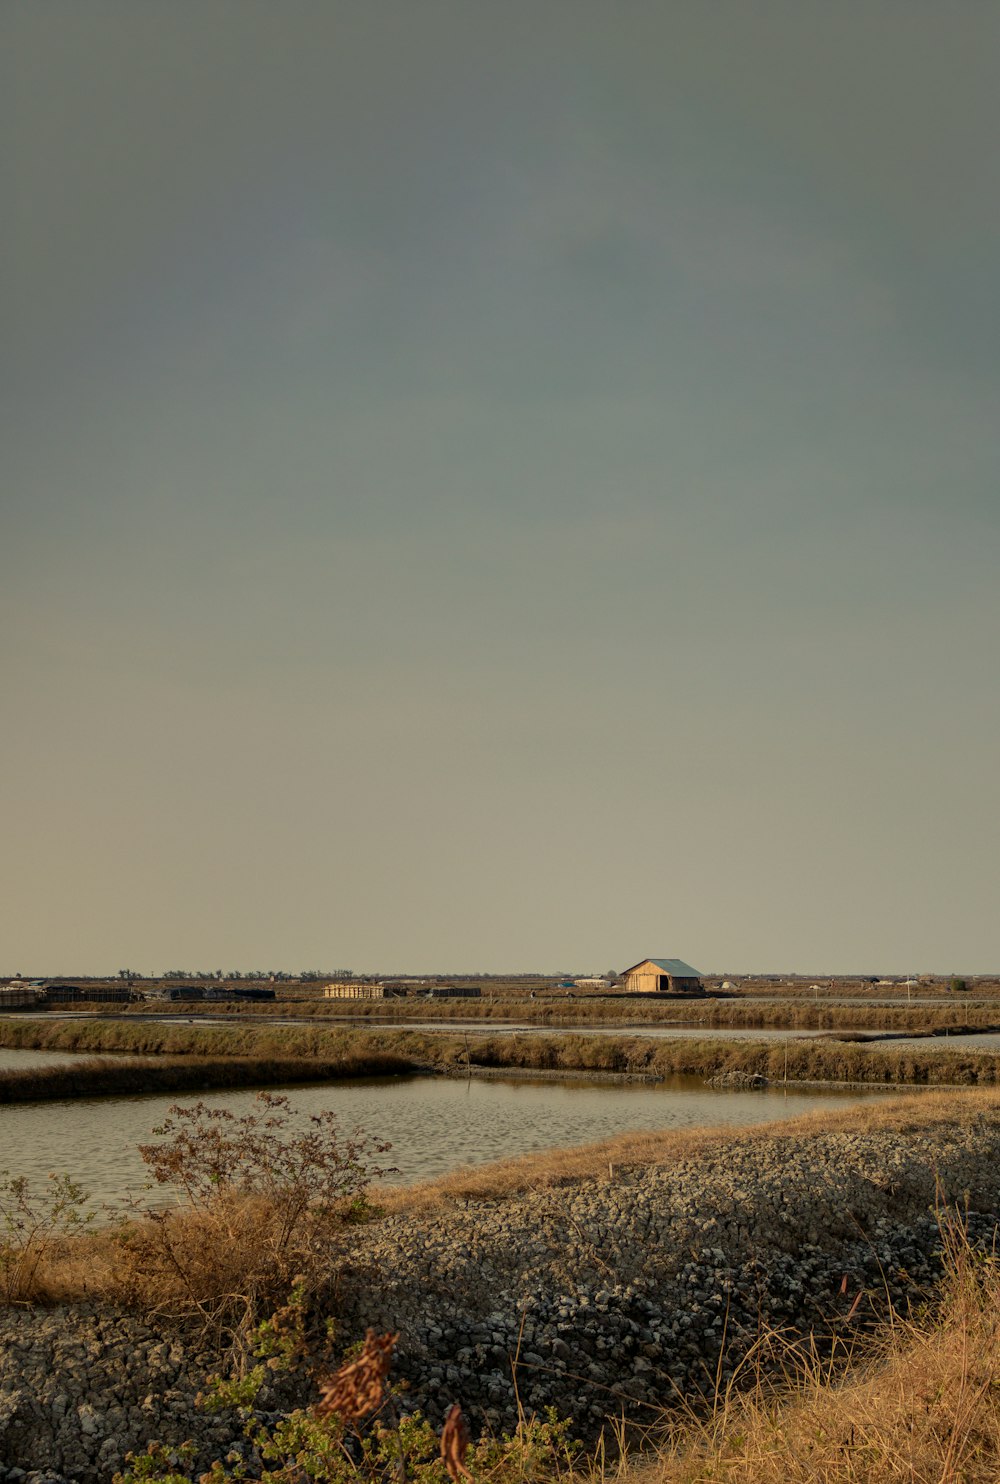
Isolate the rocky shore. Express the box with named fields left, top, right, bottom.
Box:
left=2, top=1105, right=999, bottom=1481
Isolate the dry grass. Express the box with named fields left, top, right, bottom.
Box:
left=459, top=1031, right=1000, bottom=1087
left=4, top=1018, right=1000, bottom=1092
left=0, top=1051, right=417, bottom=1103
left=107, top=993, right=1000, bottom=1034
left=11, top=1227, right=115, bottom=1305
left=642, top=1217, right=1000, bottom=1482
left=0, top=1194, right=320, bottom=1316
left=0, top=1016, right=379, bottom=1060
left=105, top=1194, right=328, bottom=1337
left=4, top=1091, right=392, bottom=1342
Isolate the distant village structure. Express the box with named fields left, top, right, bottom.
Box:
left=322, top=981, right=482, bottom=1000
left=620, top=958, right=704, bottom=995
left=0, top=984, right=45, bottom=1010
left=145, top=985, right=275, bottom=1002
left=323, top=981, right=400, bottom=1000
left=0, top=982, right=134, bottom=1008
left=0, top=980, right=276, bottom=1008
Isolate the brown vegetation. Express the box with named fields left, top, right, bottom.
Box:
left=3, top=1018, right=1000, bottom=1100
left=112, top=1094, right=390, bottom=1339
left=115, top=1300, right=578, bottom=1484
left=648, top=1216, right=1000, bottom=1481
left=0, top=1051, right=418, bottom=1103
left=458, top=1030, right=1000, bottom=1085
left=107, top=992, right=1000, bottom=1034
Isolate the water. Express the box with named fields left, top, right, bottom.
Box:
left=0, top=1066, right=905, bottom=1216
left=0, top=1047, right=101, bottom=1071
left=365, top=1021, right=814, bottom=1041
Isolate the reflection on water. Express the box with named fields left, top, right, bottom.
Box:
left=0, top=1047, right=100, bottom=1071
left=0, top=1068, right=904, bottom=1215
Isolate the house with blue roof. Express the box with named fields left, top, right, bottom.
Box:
left=621, top=958, right=703, bottom=994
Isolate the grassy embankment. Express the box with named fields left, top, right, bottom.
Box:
left=0, top=1052, right=418, bottom=1103
left=109, top=993, right=1000, bottom=1034
left=2, top=1017, right=1000, bottom=1098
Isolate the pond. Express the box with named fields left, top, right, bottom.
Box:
left=0, top=1063, right=910, bottom=1216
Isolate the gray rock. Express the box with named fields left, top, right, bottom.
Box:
left=1, top=1116, right=999, bottom=1477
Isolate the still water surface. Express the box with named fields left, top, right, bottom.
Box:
left=0, top=1058, right=906, bottom=1215
left=0, top=1047, right=102, bottom=1070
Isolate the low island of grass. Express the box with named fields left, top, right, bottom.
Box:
left=1, top=1015, right=1000, bottom=1100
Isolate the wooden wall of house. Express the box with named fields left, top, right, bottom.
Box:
left=623, top=961, right=663, bottom=993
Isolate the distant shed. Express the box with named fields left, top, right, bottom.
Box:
left=0, top=985, right=45, bottom=1010
left=44, top=983, right=134, bottom=1003
left=323, top=981, right=404, bottom=1000
left=621, top=958, right=703, bottom=995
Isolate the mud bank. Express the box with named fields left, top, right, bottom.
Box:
left=1, top=1103, right=999, bottom=1481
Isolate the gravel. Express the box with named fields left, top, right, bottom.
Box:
left=2, top=1111, right=999, bottom=1481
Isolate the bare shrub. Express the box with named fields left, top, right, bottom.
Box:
left=0, top=1170, right=92, bottom=1303
left=111, top=1092, right=391, bottom=1339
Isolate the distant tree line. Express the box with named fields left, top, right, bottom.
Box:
left=158, top=969, right=357, bottom=982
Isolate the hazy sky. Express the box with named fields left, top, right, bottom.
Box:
left=3, top=3, right=998, bottom=975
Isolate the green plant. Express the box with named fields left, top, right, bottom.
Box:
left=116, top=1295, right=582, bottom=1484
left=112, top=1092, right=392, bottom=1338
left=114, top=1440, right=199, bottom=1483
left=0, top=1169, right=92, bottom=1303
